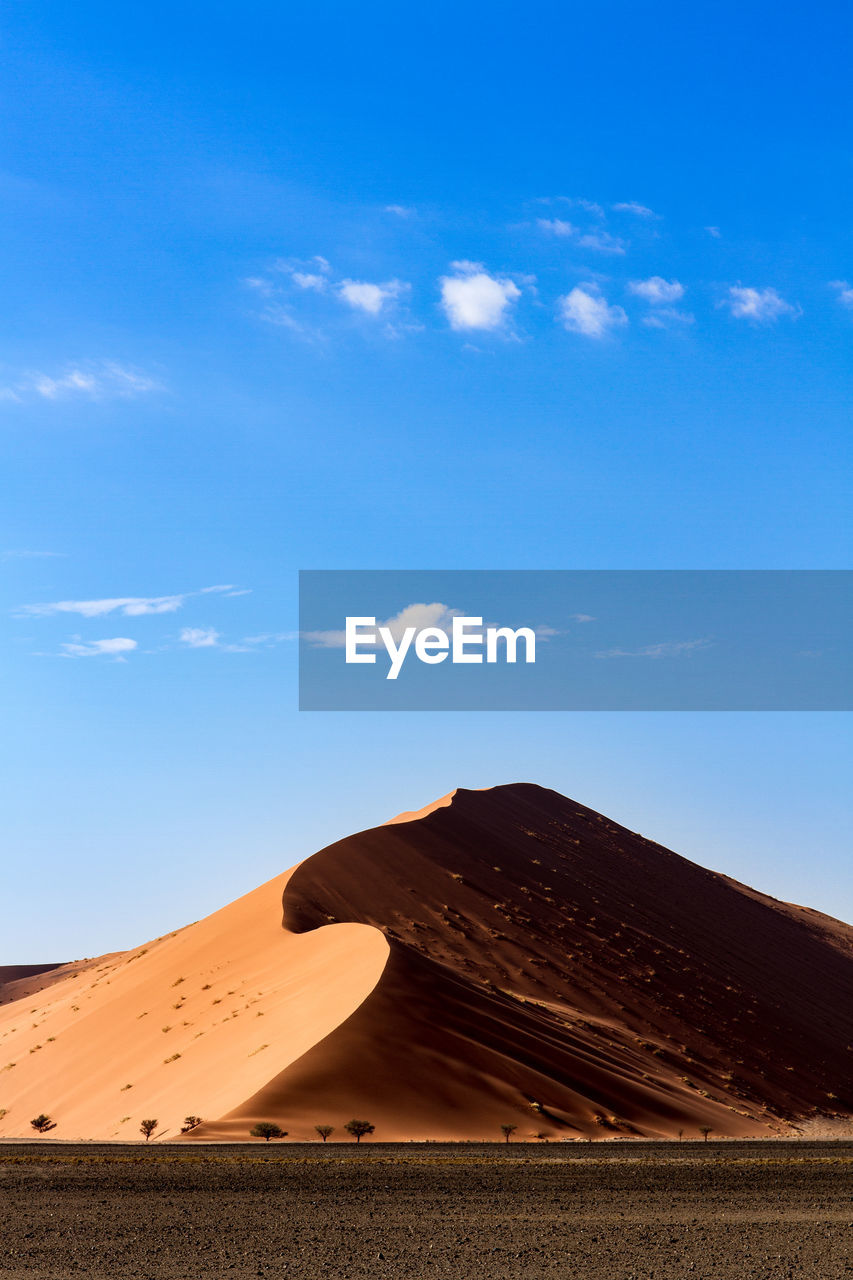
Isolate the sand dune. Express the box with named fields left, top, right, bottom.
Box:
left=2, top=784, right=851, bottom=1141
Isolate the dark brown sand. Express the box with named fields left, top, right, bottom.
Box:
left=2, top=1141, right=851, bottom=1279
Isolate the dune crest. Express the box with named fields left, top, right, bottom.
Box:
left=3, top=783, right=852, bottom=1142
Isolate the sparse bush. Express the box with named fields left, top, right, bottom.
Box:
left=315, top=1125, right=334, bottom=1142
left=250, top=1122, right=286, bottom=1142
left=699, top=1125, right=713, bottom=1142
left=140, top=1118, right=158, bottom=1141
left=30, top=1114, right=56, bottom=1134
left=500, top=1124, right=517, bottom=1143
left=180, top=1116, right=203, bottom=1133
left=344, top=1119, right=375, bottom=1144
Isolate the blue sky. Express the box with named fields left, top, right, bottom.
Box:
left=1, top=2, right=851, bottom=957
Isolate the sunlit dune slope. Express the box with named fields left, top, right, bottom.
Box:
left=0, top=869, right=387, bottom=1140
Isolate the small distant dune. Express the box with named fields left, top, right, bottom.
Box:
left=1, top=783, right=851, bottom=1142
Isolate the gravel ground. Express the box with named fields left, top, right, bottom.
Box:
left=1, top=1141, right=852, bottom=1279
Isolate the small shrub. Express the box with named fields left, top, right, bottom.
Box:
left=180, top=1115, right=203, bottom=1133
left=344, top=1119, right=375, bottom=1144
left=30, top=1114, right=56, bottom=1134
left=250, top=1122, right=285, bottom=1142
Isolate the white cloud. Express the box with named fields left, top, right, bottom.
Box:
left=1, top=549, right=65, bottom=561
left=558, top=285, right=628, bottom=338
left=628, top=276, right=685, bottom=305
left=243, top=276, right=275, bottom=296
left=439, top=265, right=521, bottom=331
left=385, top=204, right=414, bottom=217
left=725, top=286, right=799, bottom=322
left=705, top=226, right=721, bottom=238
left=337, top=279, right=407, bottom=315
left=292, top=272, right=328, bottom=292
left=180, top=627, right=220, bottom=648
left=536, top=219, right=626, bottom=254
left=830, top=280, right=853, bottom=307
left=1, top=361, right=160, bottom=404
left=642, top=308, right=695, bottom=328
left=544, top=197, right=605, bottom=218
left=304, top=602, right=463, bottom=649
left=61, top=637, right=138, bottom=659
left=613, top=201, right=658, bottom=217
left=596, top=638, right=711, bottom=659
left=576, top=230, right=626, bottom=255
left=242, top=631, right=300, bottom=646
left=18, top=584, right=239, bottom=619
left=537, top=218, right=576, bottom=237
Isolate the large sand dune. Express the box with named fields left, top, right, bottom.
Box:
left=2, top=784, right=851, bottom=1141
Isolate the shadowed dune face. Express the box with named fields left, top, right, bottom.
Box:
left=2, top=783, right=852, bottom=1143
left=224, top=783, right=853, bottom=1141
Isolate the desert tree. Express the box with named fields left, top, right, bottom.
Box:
left=315, top=1125, right=334, bottom=1142
left=344, top=1119, right=375, bottom=1144
left=699, top=1125, right=713, bottom=1143
left=677, top=1128, right=684, bottom=1143
left=250, top=1122, right=286, bottom=1142
left=139, top=1118, right=158, bottom=1141
left=180, top=1116, right=203, bottom=1134
left=30, top=1114, right=56, bottom=1134
left=500, top=1124, right=517, bottom=1144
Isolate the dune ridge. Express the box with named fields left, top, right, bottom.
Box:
left=2, top=783, right=851, bottom=1141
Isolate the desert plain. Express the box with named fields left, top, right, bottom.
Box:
left=2, top=1140, right=853, bottom=1279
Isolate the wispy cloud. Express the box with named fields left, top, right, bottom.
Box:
left=705, top=226, right=721, bottom=238
left=537, top=218, right=576, bottom=237
left=17, top=584, right=243, bottom=619
left=439, top=263, right=521, bottom=332
left=596, top=638, right=712, bottom=659
left=558, top=285, right=628, bottom=338
left=537, top=219, right=626, bottom=254
left=642, top=308, right=695, bottom=328
left=337, top=279, right=408, bottom=315
left=540, top=196, right=605, bottom=218
left=628, top=276, right=685, bottom=304
left=304, top=602, right=463, bottom=649
left=180, top=626, right=220, bottom=648
left=612, top=201, right=658, bottom=218
left=830, top=280, right=853, bottom=307
left=385, top=204, right=415, bottom=217
left=576, top=230, right=626, bottom=254
left=724, top=286, right=800, bottom=323
left=252, top=256, right=411, bottom=330
left=0, top=361, right=160, bottom=405
left=292, top=271, right=328, bottom=292
left=61, top=637, right=138, bottom=660
left=1, top=549, right=66, bottom=562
